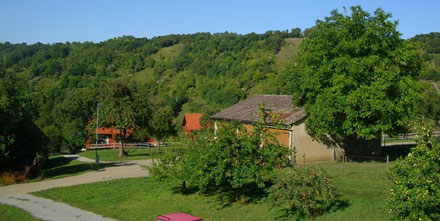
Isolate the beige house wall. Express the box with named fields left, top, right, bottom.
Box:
left=292, top=122, right=343, bottom=164
left=215, top=120, right=345, bottom=164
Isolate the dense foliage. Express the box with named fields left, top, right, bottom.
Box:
left=268, top=167, right=336, bottom=219
left=0, top=30, right=304, bottom=153
left=411, top=32, right=440, bottom=81
left=98, top=80, right=155, bottom=157
left=0, top=74, right=48, bottom=172
left=150, top=107, right=290, bottom=200
left=289, top=6, right=424, bottom=146
left=415, top=82, right=440, bottom=126
left=388, top=123, right=440, bottom=220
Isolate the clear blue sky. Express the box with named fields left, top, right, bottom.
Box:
left=0, top=0, right=438, bottom=44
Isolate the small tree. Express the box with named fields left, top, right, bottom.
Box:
left=388, top=122, right=440, bottom=220
left=150, top=104, right=290, bottom=200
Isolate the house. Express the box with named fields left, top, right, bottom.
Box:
left=85, top=126, right=133, bottom=149
left=211, top=95, right=358, bottom=164
left=182, top=113, right=204, bottom=140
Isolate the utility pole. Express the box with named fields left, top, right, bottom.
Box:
left=95, top=103, right=100, bottom=165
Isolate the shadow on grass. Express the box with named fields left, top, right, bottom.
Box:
left=272, top=194, right=350, bottom=220
left=43, top=156, right=74, bottom=170
left=170, top=180, right=271, bottom=209
left=41, top=158, right=115, bottom=180
left=381, top=144, right=415, bottom=158
left=171, top=184, right=199, bottom=195
left=42, top=163, right=115, bottom=179
left=346, top=144, right=416, bottom=163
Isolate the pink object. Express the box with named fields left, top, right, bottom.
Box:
left=155, top=212, right=203, bottom=221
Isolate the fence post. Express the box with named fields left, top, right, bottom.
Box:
left=303, top=153, right=305, bottom=166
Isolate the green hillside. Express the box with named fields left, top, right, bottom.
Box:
left=2, top=30, right=439, bottom=152
left=0, top=31, right=303, bottom=152
left=411, top=32, right=440, bottom=80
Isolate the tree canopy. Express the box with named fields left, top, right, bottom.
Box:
left=150, top=106, right=290, bottom=199
left=289, top=6, right=424, bottom=145
left=0, top=74, right=47, bottom=172
left=99, top=80, right=154, bottom=157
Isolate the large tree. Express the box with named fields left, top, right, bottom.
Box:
left=150, top=105, right=174, bottom=151
left=0, top=74, right=48, bottom=172
left=99, top=80, right=152, bottom=157
left=290, top=6, right=424, bottom=147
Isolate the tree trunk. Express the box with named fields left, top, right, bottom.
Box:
left=118, top=141, right=123, bottom=157
left=182, top=181, right=187, bottom=192
left=118, top=128, right=125, bottom=158
left=156, top=140, right=160, bottom=153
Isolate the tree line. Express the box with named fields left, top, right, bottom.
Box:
left=0, top=29, right=304, bottom=172
left=1, top=24, right=439, bottom=172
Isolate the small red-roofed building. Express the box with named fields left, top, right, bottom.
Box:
left=85, top=125, right=134, bottom=149
left=181, top=113, right=204, bottom=140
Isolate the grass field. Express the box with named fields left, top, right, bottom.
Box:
left=274, top=38, right=302, bottom=71
left=78, top=148, right=161, bottom=161
left=0, top=204, right=40, bottom=221
left=33, top=161, right=393, bottom=221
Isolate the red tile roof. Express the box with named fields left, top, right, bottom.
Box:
left=182, top=113, right=203, bottom=131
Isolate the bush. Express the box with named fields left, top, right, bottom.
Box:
left=388, top=124, right=440, bottom=220
left=267, top=167, right=336, bottom=219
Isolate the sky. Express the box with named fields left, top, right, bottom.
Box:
left=0, top=0, right=439, bottom=44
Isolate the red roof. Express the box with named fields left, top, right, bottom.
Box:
left=182, top=113, right=203, bottom=131
left=96, top=127, right=116, bottom=134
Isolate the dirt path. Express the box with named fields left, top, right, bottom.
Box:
left=0, top=194, right=115, bottom=221
left=0, top=158, right=152, bottom=196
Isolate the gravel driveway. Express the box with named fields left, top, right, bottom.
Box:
left=0, top=194, right=115, bottom=221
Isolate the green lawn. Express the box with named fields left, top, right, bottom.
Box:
left=315, top=162, right=393, bottom=221
left=32, top=155, right=115, bottom=181
left=33, top=161, right=393, bottom=220
left=0, top=204, right=40, bottom=221
left=78, top=148, right=161, bottom=161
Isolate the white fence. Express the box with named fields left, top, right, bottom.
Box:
left=382, top=131, right=440, bottom=146
left=88, top=142, right=178, bottom=149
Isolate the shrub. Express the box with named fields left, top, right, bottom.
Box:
left=267, top=167, right=336, bottom=219
left=388, top=124, right=440, bottom=220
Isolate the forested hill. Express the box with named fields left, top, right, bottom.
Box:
left=1, top=30, right=439, bottom=152
left=0, top=30, right=305, bottom=151
left=411, top=32, right=440, bottom=80
left=0, top=31, right=302, bottom=109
